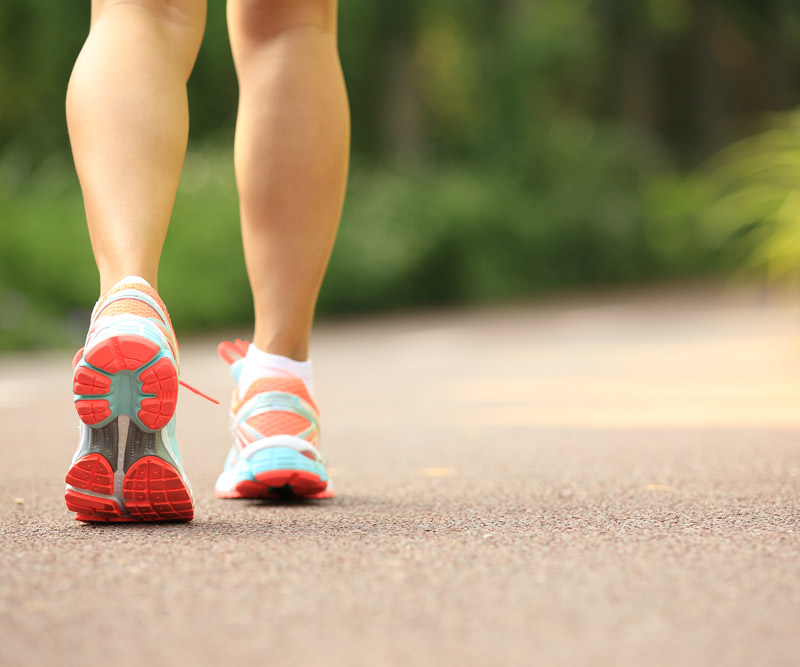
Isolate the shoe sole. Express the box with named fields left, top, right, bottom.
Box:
left=66, top=453, right=193, bottom=522
left=73, top=334, right=178, bottom=432
left=67, top=333, right=192, bottom=523
left=230, top=447, right=333, bottom=500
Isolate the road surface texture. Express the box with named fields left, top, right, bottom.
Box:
left=1, top=286, right=799, bottom=666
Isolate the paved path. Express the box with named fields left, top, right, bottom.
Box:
left=1, top=287, right=799, bottom=666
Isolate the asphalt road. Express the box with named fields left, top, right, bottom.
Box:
left=1, top=286, right=799, bottom=666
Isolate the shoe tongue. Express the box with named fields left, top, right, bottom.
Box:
left=230, top=358, right=246, bottom=384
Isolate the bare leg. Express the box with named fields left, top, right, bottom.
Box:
left=67, top=0, right=207, bottom=293
left=227, top=0, right=350, bottom=360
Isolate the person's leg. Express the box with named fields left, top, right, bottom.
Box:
left=227, top=0, right=350, bottom=362
left=214, top=0, right=349, bottom=500
left=67, top=0, right=207, bottom=292
left=64, top=0, right=206, bottom=523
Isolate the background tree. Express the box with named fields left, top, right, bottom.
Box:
left=1, top=0, right=800, bottom=348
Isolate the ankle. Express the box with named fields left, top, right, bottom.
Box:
left=238, top=343, right=314, bottom=398
left=99, top=270, right=158, bottom=295
left=252, top=332, right=310, bottom=362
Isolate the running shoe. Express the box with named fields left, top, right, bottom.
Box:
left=65, top=280, right=194, bottom=522
left=214, top=339, right=333, bottom=500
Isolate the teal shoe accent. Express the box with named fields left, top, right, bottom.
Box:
left=236, top=447, right=328, bottom=486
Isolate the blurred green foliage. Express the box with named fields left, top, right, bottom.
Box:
left=699, top=111, right=800, bottom=282
left=1, top=0, right=800, bottom=349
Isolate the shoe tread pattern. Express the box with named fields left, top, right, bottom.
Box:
left=73, top=335, right=177, bottom=432
left=65, top=422, right=193, bottom=523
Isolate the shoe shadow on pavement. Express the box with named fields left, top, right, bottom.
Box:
left=244, top=497, right=333, bottom=508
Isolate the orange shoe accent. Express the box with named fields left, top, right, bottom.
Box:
left=235, top=377, right=318, bottom=444
left=96, top=298, right=160, bottom=321
left=239, top=376, right=315, bottom=407
left=217, top=339, right=249, bottom=365
left=91, top=282, right=179, bottom=360
left=96, top=282, right=174, bottom=329
left=122, top=456, right=193, bottom=521
left=247, top=411, right=311, bottom=441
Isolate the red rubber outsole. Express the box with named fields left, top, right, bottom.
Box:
left=73, top=336, right=178, bottom=431
left=122, top=456, right=193, bottom=521
left=65, top=488, right=129, bottom=521
left=233, top=470, right=333, bottom=500
left=74, top=514, right=138, bottom=523
left=138, top=358, right=178, bottom=430
left=84, top=335, right=159, bottom=373
left=65, top=455, right=193, bottom=523
left=65, top=453, right=114, bottom=496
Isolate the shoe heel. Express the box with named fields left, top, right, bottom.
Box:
left=65, top=488, right=128, bottom=522
left=245, top=447, right=329, bottom=496
left=73, top=333, right=178, bottom=432
left=122, top=456, right=193, bottom=521
left=65, top=449, right=128, bottom=522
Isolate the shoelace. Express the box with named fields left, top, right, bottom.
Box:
left=181, top=337, right=253, bottom=404
left=179, top=379, right=219, bottom=405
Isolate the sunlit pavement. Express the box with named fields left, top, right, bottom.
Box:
left=1, top=285, right=799, bottom=666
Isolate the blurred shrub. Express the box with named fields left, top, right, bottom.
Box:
left=324, top=123, right=709, bottom=314
left=3, top=0, right=793, bottom=351
left=0, top=126, right=722, bottom=350
left=698, top=111, right=800, bottom=282
left=0, top=151, right=93, bottom=349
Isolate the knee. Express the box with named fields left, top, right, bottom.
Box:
left=93, top=0, right=207, bottom=74
left=228, top=0, right=337, bottom=45
left=95, top=0, right=206, bottom=30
